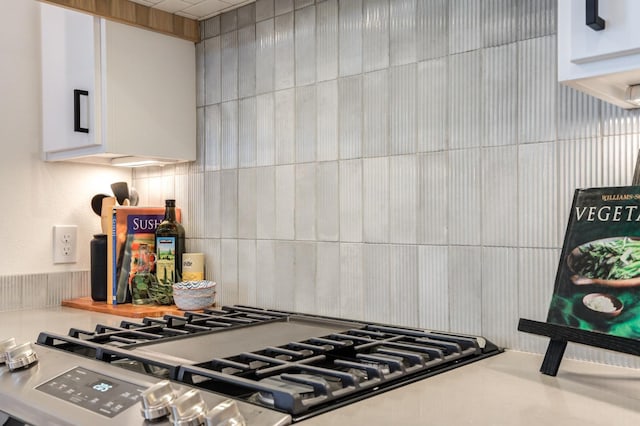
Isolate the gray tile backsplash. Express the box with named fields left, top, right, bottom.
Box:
left=129, top=0, right=640, bottom=368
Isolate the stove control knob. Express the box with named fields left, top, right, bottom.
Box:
left=6, top=342, right=38, bottom=371
left=140, top=380, right=178, bottom=420
left=0, top=338, right=17, bottom=364
left=205, top=399, right=246, bottom=426
left=169, top=389, right=207, bottom=426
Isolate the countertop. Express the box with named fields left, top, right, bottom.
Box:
left=1, top=307, right=638, bottom=425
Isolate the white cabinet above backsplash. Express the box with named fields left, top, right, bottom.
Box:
left=558, top=0, right=640, bottom=109
left=40, top=3, right=196, bottom=166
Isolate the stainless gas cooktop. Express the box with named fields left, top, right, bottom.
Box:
left=0, top=306, right=501, bottom=425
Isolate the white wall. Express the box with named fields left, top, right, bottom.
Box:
left=0, top=0, right=130, bottom=275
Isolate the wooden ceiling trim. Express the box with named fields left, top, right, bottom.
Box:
left=40, top=0, right=200, bottom=43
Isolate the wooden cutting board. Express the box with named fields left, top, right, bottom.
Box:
left=61, top=297, right=200, bottom=318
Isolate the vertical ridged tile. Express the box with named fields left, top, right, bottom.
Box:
left=295, top=163, right=316, bottom=240
left=339, top=159, right=363, bottom=242
left=257, top=93, right=275, bottom=166
left=256, top=166, right=276, bottom=239
left=317, top=80, right=339, bottom=161
left=221, top=10, right=238, bottom=33
left=417, top=0, right=448, bottom=60
left=602, top=103, right=640, bottom=136
left=194, top=107, right=205, bottom=174
left=256, top=0, right=275, bottom=21
left=221, top=31, right=238, bottom=102
left=317, top=161, right=339, bottom=241
left=238, top=3, right=256, bottom=28
left=389, top=0, right=416, bottom=66
left=340, top=243, right=364, bottom=320
left=202, top=16, right=220, bottom=40
left=448, top=149, right=482, bottom=245
left=556, top=138, right=603, bottom=232
left=0, top=276, right=21, bottom=311
left=602, top=134, right=640, bottom=187
left=418, top=152, right=448, bottom=244
left=363, top=0, right=389, bottom=72
left=558, top=85, right=601, bottom=141
left=339, top=0, right=363, bottom=77
left=449, top=246, right=482, bottom=335
left=206, top=104, right=222, bottom=172
left=417, top=58, right=447, bottom=152
left=275, top=12, right=295, bottom=90
left=482, top=247, right=519, bottom=348
left=389, top=245, right=418, bottom=326
left=483, top=0, right=518, bottom=47
left=517, top=248, right=558, bottom=353
left=518, top=142, right=558, bottom=247
left=238, top=168, right=257, bottom=239
left=295, top=5, right=316, bottom=86
left=339, top=75, right=362, bottom=159
left=275, top=241, right=296, bottom=310
left=275, top=0, right=294, bottom=15
left=519, top=0, right=556, bottom=40
left=220, top=170, right=238, bottom=238
left=275, top=88, right=295, bottom=164
left=238, top=25, right=256, bottom=98
left=389, top=155, right=417, bottom=244
left=448, top=0, right=482, bottom=54
left=204, top=36, right=221, bottom=105
left=221, top=101, right=238, bottom=169
left=276, top=164, right=296, bottom=239
left=187, top=172, right=205, bottom=238
left=295, top=85, right=317, bottom=163
left=363, top=244, right=390, bottom=323
left=363, top=157, right=389, bottom=242
left=239, top=97, right=257, bottom=168
left=483, top=44, right=517, bottom=147
left=418, top=245, right=449, bottom=330
left=518, top=35, right=556, bottom=143
left=196, top=42, right=205, bottom=107
left=482, top=146, right=518, bottom=246
left=256, top=19, right=275, bottom=94
left=295, top=242, right=316, bottom=313
left=219, top=239, right=238, bottom=306
left=390, top=64, right=416, bottom=154
left=204, top=171, right=221, bottom=238
left=317, top=243, right=341, bottom=316
left=256, top=240, right=277, bottom=308
left=316, top=0, right=339, bottom=82
left=449, top=51, right=483, bottom=149
left=363, top=69, right=389, bottom=157
left=296, top=0, right=314, bottom=9
left=22, top=274, right=48, bottom=310
left=238, top=240, right=257, bottom=306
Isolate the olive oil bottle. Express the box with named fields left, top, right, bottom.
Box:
left=154, top=199, right=185, bottom=284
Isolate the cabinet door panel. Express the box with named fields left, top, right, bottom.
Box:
left=41, top=3, right=100, bottom=153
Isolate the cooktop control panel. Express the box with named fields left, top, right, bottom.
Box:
left=36, top=367, right=144, bottom=418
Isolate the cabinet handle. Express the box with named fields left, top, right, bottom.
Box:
left=74, top=89, right=89, bottom=133
left=586, top=0, right=605, bottom=31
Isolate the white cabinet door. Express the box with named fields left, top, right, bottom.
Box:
left=558, top=0, right=640, bottom=108
left=41, top=3, right=100, bottom=153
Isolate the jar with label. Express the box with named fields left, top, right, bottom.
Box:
left=130, top=243, right=156, bottom=305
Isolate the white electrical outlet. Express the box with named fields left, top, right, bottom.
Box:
left=53, top=225, right=78, bottom=264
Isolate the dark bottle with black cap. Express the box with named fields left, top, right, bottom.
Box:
left=90, top=234, right=107, bottom=301
left=154, top=199, right=185, bottom=284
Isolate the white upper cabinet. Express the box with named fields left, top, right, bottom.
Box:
left=559, top=0, right=640, bottom=109
left=40, top=3, right=196, bottom=165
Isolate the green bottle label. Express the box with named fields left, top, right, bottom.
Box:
left=156, top=236, right=177, bottom=284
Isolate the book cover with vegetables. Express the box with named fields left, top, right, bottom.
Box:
left=108, top=206, right=181, bottom=305
left=547, top=186, right=640, bottom=340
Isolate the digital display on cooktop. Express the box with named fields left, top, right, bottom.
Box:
left=36, top=367, right=145, bottom=418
